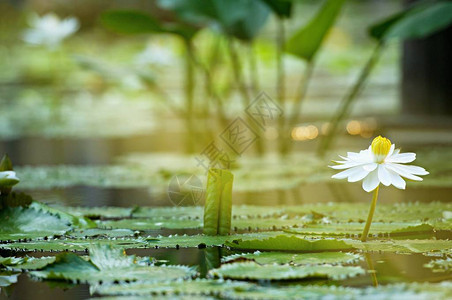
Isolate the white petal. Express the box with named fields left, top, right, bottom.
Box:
left=385, top=164, right=423, bottom=181
left=332, top=167, right=363, bottom=179
left=387, top=144, right=395, bottom=157
left=363, top=163, right=378, bottom=172
left=362, top=170, right=380, bottom=192
left=348, top=168, right=370, bottom=182
left=386, top=153, right=416, bottom=163
left=378, top=165, right=391, bottom=186
left=391, top=164, right=429, bottom=175
left=329, top=161, right=365, bottom=170
left=387, top=169, right=406, bottom=189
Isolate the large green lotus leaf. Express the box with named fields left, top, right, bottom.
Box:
left=0, top=237, right=148, bottom=252
left=349, top=238, right=452, bottom=254
left=30, top=201, right=95, bottom=229
left=64, top=205, right=284, bottom=220
left=209, top=261, right=365, bottom=281
left=144, top=232, right=285, bottom=249
left=424, top=258, right=452, bottom=273
left=97, top=218, right=202, bottom=231
left=0, top=232, right=283, bottom=252
left=284, top=202, right=451, bottom=224
left=226, top=235, right=355, bottom=252
left=91, top=278, right=255, bottom=297
left=223, top=281, right=452, bottom=299
left=0, top=206, right=71, bottom=241
left=222, top=251, right=362, bottom=265
left=67, top=228, right=136, bottom=239
left=97, top=216, right=311, bottom=231
left=285, top=223, right=434, bottom=237
left=0, top=256, right=55, bottom=270
left=31, top=245, right=195, bottom=284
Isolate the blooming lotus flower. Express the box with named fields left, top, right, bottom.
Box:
left=330, top=136, right=429, bottom=192
left=23, top=13, right=79, bottom=50
left=0, top=171, right=20, bottom=189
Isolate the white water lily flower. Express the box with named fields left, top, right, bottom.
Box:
left=134, top=44, right=175, bottom=67
left=0, top=171, right=20, bottom=188
left=23, top=13, right=79, bottom=50
left=330, top=136, right=428, bottom=192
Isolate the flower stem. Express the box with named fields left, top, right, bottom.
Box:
left=361, top=185, right=380, bottom=242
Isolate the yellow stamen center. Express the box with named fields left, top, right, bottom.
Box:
left=371, top=136, right=391, bottom=162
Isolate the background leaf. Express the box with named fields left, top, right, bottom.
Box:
left=369, top=2, right=452, bottom=41
left=285, top=0, right=346, bottom=61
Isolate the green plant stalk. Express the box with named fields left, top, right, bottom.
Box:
left=184, top=40, right=196, bottom=154
left=361, top=185, right=380, bottom=242
left=227, top=40, right=264, bottom=156
left=249, top=42, right=260, bottom=94
left=317, top=42, right=385, bottom=157
left=276, top=18, right=287, bottom=156
left=203, top=169, right=234, bottom=236
left=280, top=61, right=315, bottom=155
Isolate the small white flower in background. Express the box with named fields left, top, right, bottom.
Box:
left=134, top=44, right=175, bottom=67
left=330, top=136, right=429, bottom=192
left=0, top=171, right=20, bottom=188
left=23, top=13, right=79, bottom=50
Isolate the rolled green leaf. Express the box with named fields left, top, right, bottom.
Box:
left=203, top=169, right=234, bottom=236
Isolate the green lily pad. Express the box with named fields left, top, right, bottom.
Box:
left=222, top=281, right=452, bottom=299
left=284, top=223, right=434, bottom=237
left=209, top=261, right=365, bottom=281
left=0, top=256, right=55, bottom=270
left=226, top=235, right=355, bottom=252
left=91, top=279, right=255, bottom=297
left=0, top=201, right=95, bottom=241
left=0, top=205, right=71, bottom=241
left=30, top=245, right=195, bottom=284
left=222, top=251, right=362, bottom=265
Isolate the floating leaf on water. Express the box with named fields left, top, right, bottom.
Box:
left=221, top=251, right=362, bottom=265
left=209, top=261, right=365, bottom=281
left=226, top=235, right=355, bottom=252
left=30, top=244, right=195, bottom=284
left=91, top=278, right=255, bottom=297
left=0, top=256, right=55, bottom=270
left=285, top=222, right=434, bottom=237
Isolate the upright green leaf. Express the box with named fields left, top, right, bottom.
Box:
left=203, top=169, right=234, bottom=235
left=157, top=0, right=270, bottom=41
left=381, top=2, right=452, bottom=40
left=101, top=11, right=162, bottom=34
left=286, top=0, right=346, bottom=61
left=261, top=0, right=293, bottom=18
left=101, top=10, right=198, bottom=40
